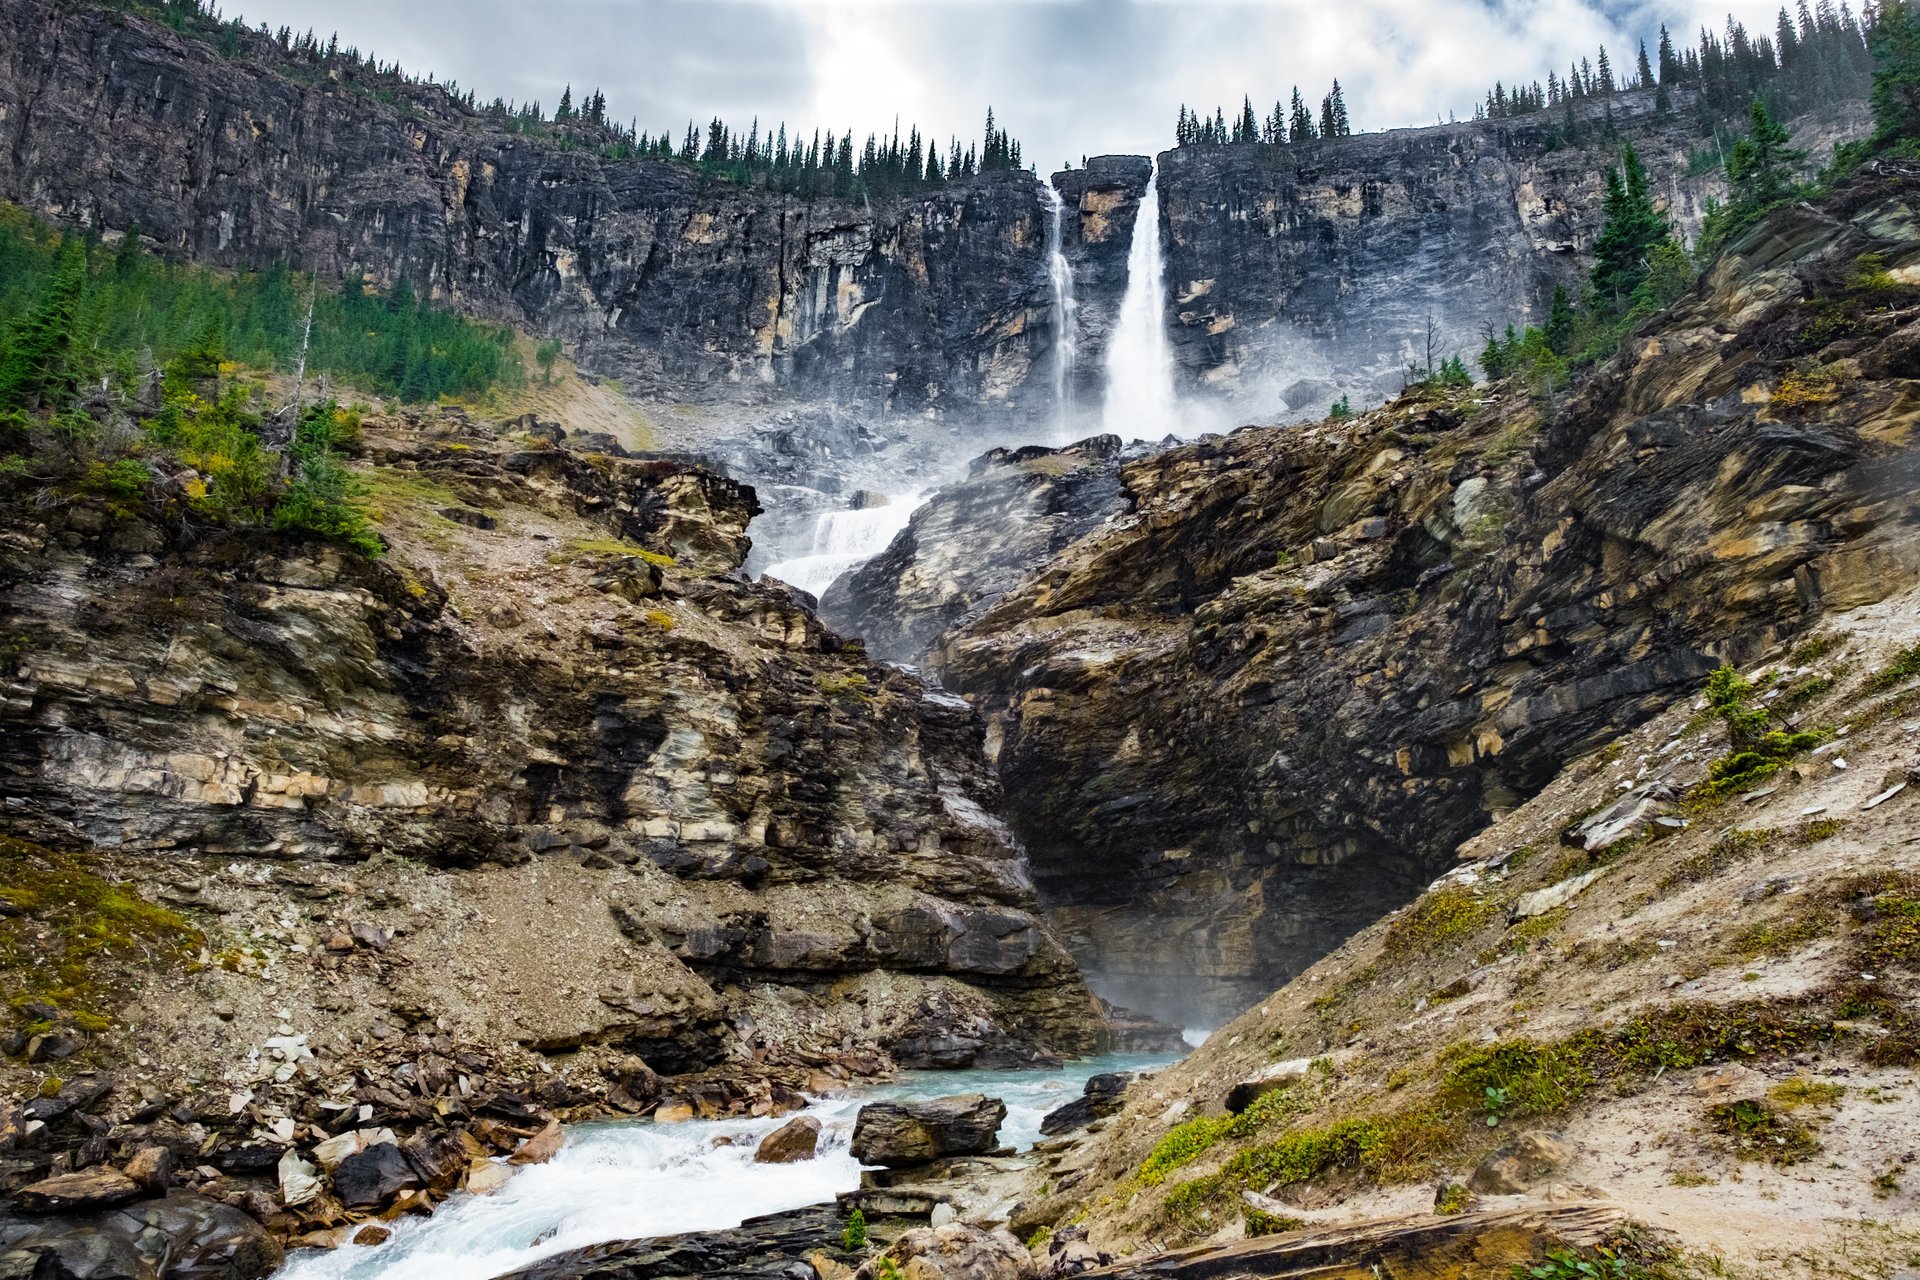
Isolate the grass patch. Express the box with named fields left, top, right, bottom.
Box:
left=1864, top=643, right=1920, bottom=694
left=1383, top=884, right=1494, bottom=959
left=1137, top=1083, right=1316, bottom=1186
left=1769, top=1075, right=1844, bottom=1110
left=812, top=673, right=874, bottom=704
left=1150, top=998, right=1849, bottom=1233
left=359, top=468, right=464, bottom=525
left=1710, top=1098, right=1820, bottom=1165
left=0, top=836, right=201, bottom=1034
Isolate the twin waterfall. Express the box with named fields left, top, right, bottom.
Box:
left=761, top=164, right=1179, bottom=599
left=1099, top=161, right=1179, bottom=440
left=1041, top=182, right=1079, bottom=443
left=1047, top=162, right=1179, bottom=443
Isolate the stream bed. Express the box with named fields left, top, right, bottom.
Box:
left=278, top=1052, right=1180, bottom=1280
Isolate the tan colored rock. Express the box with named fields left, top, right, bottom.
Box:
left=654, top=1100, right=695, bottom=1124
left=16, top=1168, right=142, bottom=1214
left=866, top=1224, right=1036, bottom=1280
left=464, top=1158, right=515, bottom=1195
left=1467, top=1131, right=1572, bottom=1195
left=508, top=1119, right=564, bottom=1166
left=755, top=1116, right=823, bottom=1164
left=123, top=1145, right=175, bottom=1193
left=352, top=1225, right=392, bottom=1247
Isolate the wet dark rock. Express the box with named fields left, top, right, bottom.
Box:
left=851, top=1095, right=1006, bottom=1168
left=1039, top=1073, right=1134, bottom=1137
left=330, top=1143, right=420, bottom=1209
left=494, top=1205, right=851, bottom=1280
left=0, top=1193, right=281, bottom=1280
left=824, top=436, right=1130, bottom=665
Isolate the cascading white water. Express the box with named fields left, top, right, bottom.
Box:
left=275, top=1054, right=1178, bottom=1280
left=1041, top=182, right=1078, bottom=443
left=760, top=492, right=926, bottom=599
left=1101, top=161, right=1180, bottom=439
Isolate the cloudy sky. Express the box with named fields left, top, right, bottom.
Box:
left=229, top=0, right=1795, bottom=170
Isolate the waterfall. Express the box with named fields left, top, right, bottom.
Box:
left=1101, top=160, right=1179, bottom=439
left=1041, top=181, right=1078, bottom=443
left=760, top=493, right=926, bottom=599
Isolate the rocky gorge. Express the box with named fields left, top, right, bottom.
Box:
left=0, top=0, right=1917, bottom=1277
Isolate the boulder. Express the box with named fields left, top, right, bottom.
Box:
left=331, top=1142, right=421, bottom=1208
left=14, top=1169, right=141, bottom=1215
left=507, top=1121, right=564, bottom=1167
left=1039, top=1225, right=1112, bottom=1278
left=122, top=1146, right=175, bottom=1194
left=1467, top=1131, right=1573, bottom=1195
left=754, top=1116, right=822, bottom=1164
left=1039, top=1073, right=1134, bottom=1136
left=864, top=1224, right=1035, bottom=1280
left=0, top=1193, right=281, bottom=1280
left=850, top=1095, right=1006, bottom=1168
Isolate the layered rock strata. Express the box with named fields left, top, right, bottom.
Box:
left=907, top=169, right=1920, bottom=1022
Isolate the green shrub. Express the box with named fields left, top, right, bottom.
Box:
left=270, top=402, right=381, bottom=556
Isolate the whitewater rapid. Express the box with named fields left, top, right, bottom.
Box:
left=277, top=1054, right=1176, bottom=1280
left=761, top=492, right=927, bottom=600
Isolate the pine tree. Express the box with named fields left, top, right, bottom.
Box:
left=1289, top=87, right=1315, bottom=141
left=1726, top=98, right=1804, bottom=209
left=0, top=239, right=88, bottom=413
left=1328, top=80, right=1351, bottom=135
left=1590, top=142, right=1670, bottom=308
left=1544, top=284, right=1576, bottom=356
left=1869, top=0, right=1920, bottom=146
left=1636, top=39, right=1655, bottom=88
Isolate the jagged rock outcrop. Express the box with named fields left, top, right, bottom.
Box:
left=822, top=435, right=1132, bottom=664
left=0, top=407, right=1106, bottom=1095
left=0, top=0, right=1063, bottom=418
left=929, top=168, right=1920, bottom=1022
left=1156, top=89, right=1871, bottom=415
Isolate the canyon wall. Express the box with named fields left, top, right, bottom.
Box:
left=865, top=176, right=1920, bottom=1022
left=0, top=0, right=1072, bottom=420
left=1155, top=90, right=1871, bottom=418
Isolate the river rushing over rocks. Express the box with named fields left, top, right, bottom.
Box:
left=276, top=1054, right=1177, bottom=1280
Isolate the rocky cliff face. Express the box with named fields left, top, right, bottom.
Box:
left=0, top=0, right=1064, bottom=420
left=0, top=410, right=1107, bottom=1084
left=1156, top=91, right=1871, bottom=418
left=889, top=169, right=1920, bottom=1023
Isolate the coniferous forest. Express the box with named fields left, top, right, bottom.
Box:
left=1172, top=5, right=1876, bottom=150
left=106, top=0, right=1027, bottom=201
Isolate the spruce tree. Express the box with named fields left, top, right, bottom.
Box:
left=1544, top=284, right=1576, bottom=356
left=1590, top=142, right=1670, bottom=309
left=0, top=239, right=88, bottom=414
left=1289, top=87, right=1316, bottom=141
left=1869, top=0, right=1920, bottom=147
left=1725, top=98, right=1803, bottom=209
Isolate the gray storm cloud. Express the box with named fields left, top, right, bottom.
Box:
left=230, top=0, right=1797, bottom=166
